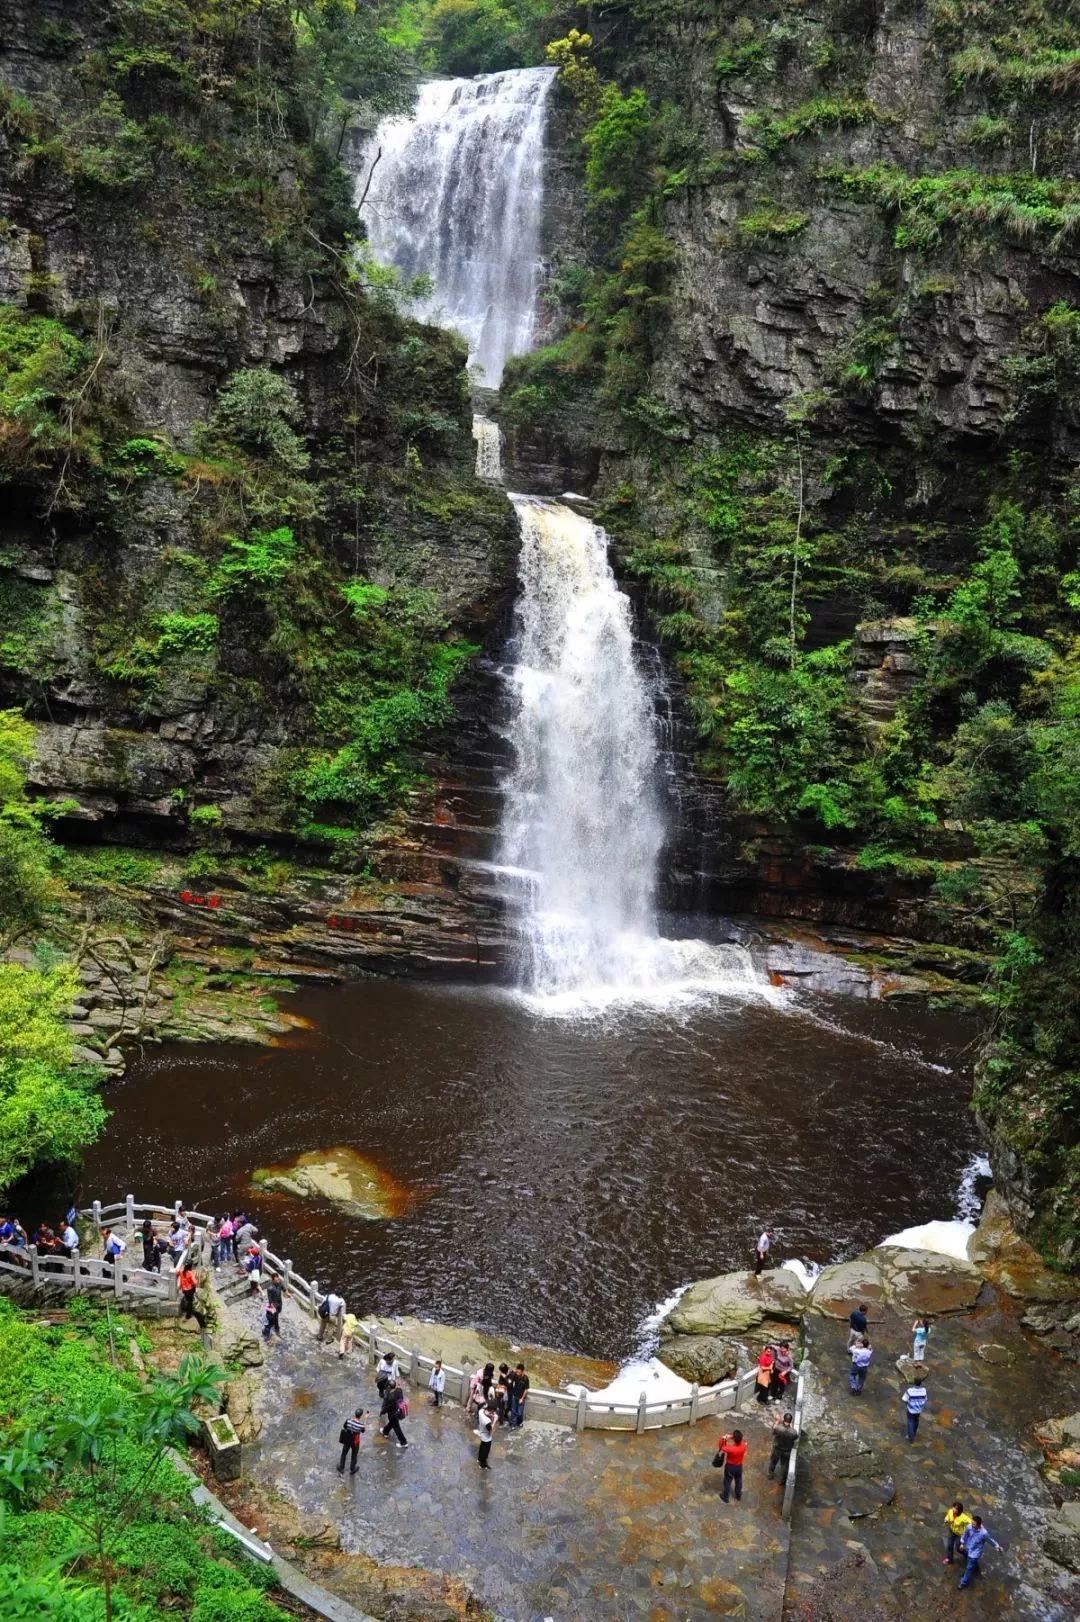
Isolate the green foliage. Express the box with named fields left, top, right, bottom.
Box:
left=745, top=96, right=880, bottom=156
left=735, top=206, right=810, bottom=242
left=1004, top=301, right=1080, bottom=424
left=209, top=527, right=298, bottom=601
left=583, top=86, right=653, bottom=208
left=206, top=371, right=309, bottom=477
left=290, top=579, right=477, bottom=821
left=419, top=0, right=527, bottom=75
left=546, top=28, right=602, bottom=116
left=0, top=307, right=119, bottom=496
left=0, top=960, right=106, bottom=1195
left=0, top=1302, right=288, bottom=1620
left=825, top=164, right=1080, bottom=253
left=0, top=711, right=59, bottom=944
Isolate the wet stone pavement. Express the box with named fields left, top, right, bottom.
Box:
left=240, top=1297, right=790, bottom=1620
left=789, top=1291, right=1080, bottom=1620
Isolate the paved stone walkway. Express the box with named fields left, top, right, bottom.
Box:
left=788, top=1290, right=1080, bottom=1619
left=240, top=1297, right=789, bottom=1621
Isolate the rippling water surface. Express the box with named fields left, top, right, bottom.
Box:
left=81, top=978, right=977, bottom=1359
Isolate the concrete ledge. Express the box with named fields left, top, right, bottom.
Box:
left=167, top=1448, right=375, bottom=1622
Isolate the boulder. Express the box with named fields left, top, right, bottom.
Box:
left=809, top=1254, right=886, bottom=1319
left=876, top=1246, right=983, bottom=1314
left=1043, top=1501, right=1080, bottom=1574
left=663, top=1269, right=808, bottom=1337
left=222, top=1375, right=262, bottom=1443
left=657, top=1334, right=751, bottom=1386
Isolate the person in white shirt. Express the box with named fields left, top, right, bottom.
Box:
left=428, top=1360, right=446, bottom=1407
left=317, top=1291, right=345, bottom=1342
left=376, top=1351, right=400, bottom=1398
left=475, top=1401, right=498, bottom=1469
left=61, top=1223, right=79, bottom=1257
left=102, top=1228, right=126, bottom=1268
left=754, top=1228, right=773, bottom=1276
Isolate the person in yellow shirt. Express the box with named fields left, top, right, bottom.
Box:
left=338, top=1310, right=360, bottom=1360
left=943, top=1500, right=973, bottom=1565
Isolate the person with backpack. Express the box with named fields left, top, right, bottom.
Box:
left=218, top=1215, right=235, bottom=1262
left=476, top=1399, right=498, bottom=1469
left=263, top=1273, right=284, bottom=1340
left=317, top=1290, right=344, bottom=1343
left=336, top=1408, right=367, bottom=1475
left=902, top=1374, right=928, bottom=1441
left=101, top=1228, right=126, bottom=1269
left=376, top=1351, right=400, bottom=1398
left=428, top=1360, right=446, bottom=1407
left=380, top=1381, right=409, bottom=1448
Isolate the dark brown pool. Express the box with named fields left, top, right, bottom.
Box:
left=80, top=974, right=979, bottom=1359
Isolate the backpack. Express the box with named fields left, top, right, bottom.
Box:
left=399, top=1398, right=409, bottom=1418
left=318, top=1298, right=331, bottom=1318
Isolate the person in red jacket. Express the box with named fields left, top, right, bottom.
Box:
left=718, top=1429, right=748, bottom=1503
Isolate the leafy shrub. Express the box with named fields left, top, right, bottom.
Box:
left=206, top=370, right=309, bottom=476
left=209, top=527, right=298, bottom=599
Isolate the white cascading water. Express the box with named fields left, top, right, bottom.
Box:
left=499, top=497, right=664, bottom=995
left=499, top=500, right=773, bottom=1005
left=473, top=415, right=503, bottom=481
left=359, top=67, right=556, bottom=384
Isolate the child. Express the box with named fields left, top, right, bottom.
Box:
left=428, top=1359, right=446, bottom=1407
left=245, top=1245, right=263, bottom=1295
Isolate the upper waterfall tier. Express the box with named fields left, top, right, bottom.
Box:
left=359, top=67, right=556, bottom=386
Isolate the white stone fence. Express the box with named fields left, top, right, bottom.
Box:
left=0, top=1197, right=804, bottom=1443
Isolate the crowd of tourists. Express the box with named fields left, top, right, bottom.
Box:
left=2, top=1204, right=1010, bottom=1588
left=0, top=1210, right=80, bottom=1259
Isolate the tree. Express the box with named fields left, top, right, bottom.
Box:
left=293, top=1, right=415, bottom=150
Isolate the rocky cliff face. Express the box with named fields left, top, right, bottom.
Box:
left=0, top=0, right=516, bottom=855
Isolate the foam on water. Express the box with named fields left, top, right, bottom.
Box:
left=878, top=1218, right=975, bottom=1261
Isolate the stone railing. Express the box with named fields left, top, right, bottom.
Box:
left=781, top=1365, right=807, bottom=1523
left=1, top=1196, right=762, bottom=1434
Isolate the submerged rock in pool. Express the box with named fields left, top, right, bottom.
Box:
left=251, top=1147, right=404, bottom=1220
left=662, top=1268, right=809, bottom=1336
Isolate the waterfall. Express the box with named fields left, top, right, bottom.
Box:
left=499, top=498, right=663, bottom=995
left=359, top=67, right=556, bottom=385
left=473, top=415, right=503, bottom=482
left=356, top=64, right=777, bottom=1010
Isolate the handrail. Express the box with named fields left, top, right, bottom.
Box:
left=781, top=1365, right=807, bottom=1523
